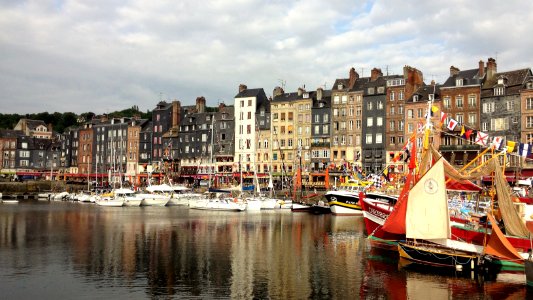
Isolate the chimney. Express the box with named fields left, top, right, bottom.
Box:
left=298, top=87, right=305, bottom=96
left=172, top=100, right=181, bottom=127
left=317, top=88, right=323, bottom=100
left=486, top=58, right=497, bottom=81
left=273, top=86, right=284, bottom=98
left=370, top=68, right=382, bottom=81
left=450, top=66, right=460, bottom=76
left=239, top=84, right=247, bottom=93
left=478, top=60, right=485, bottom=78
left=218, top=102, right=226, bottom=112
left=431, top=80, right=436, bottom=86
left=349, top=67, right=359, bottom=88
left=47, top=123, right=53, bottom=133
left=195, top=97, right=206, bottom=113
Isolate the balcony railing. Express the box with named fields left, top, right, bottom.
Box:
left=439, top=144, right=481, bottom=151
left=311, top=142, right=330, bottom=147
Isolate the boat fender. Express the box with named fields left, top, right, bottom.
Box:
left=233, top=198, right=238, bottom=203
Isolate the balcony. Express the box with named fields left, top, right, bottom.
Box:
left=311, top=142, right=330, bottom=147
left=439, top=144, right=481, bottom=151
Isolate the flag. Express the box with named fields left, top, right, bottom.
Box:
left=440, top=111, right=447, bottom=124
left=382, top=168, right=390, bottom=181
left=506, top=141, right=516, bottom=153
left=392, top=152, right=402, bottom=162
left=403, top=149, right=411, bottom=162
left=465, top=129, right=473, bottom=139
left=432, top=105, right=439, bottom=114
left=417, top=122, right=424, bottom=133
left=460, top=125, right=465, bottom=137
left=519, top=143, right=531, bottom=157
left=447, top=118, right=458, bottom=131
left=491, top=136, right=503, bottom=150
left=475, top=131, right=489, bottom=146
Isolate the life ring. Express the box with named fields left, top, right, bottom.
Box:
left=233, top=198, right=238, bottom=203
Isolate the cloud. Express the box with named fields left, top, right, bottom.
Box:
left=0, top=0, right=532, bottom=114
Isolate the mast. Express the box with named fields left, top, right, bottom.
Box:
left=208, top=114, right=215, bottom=189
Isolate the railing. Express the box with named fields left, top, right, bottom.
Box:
left=439, top=144, right=481, bottom=151
left=311, top=142, right=330, bottom=147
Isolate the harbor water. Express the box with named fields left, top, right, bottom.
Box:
left=0, top=200, right=529, bottom=299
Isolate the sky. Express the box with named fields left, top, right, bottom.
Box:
left=1, top=0, right=533, bottom=115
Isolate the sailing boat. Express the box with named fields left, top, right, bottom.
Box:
left=397, top=158, right=482, bottom=270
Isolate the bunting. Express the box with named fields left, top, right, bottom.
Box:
left=447, top=118, right=458, bottom=131
left=475, top=131, right=489, bottom=146
left=519, top=143, right=531, bottom=157
left=460, top=125, right=465, bottom=137
left=491, top=136, right=503, bottom=150
left=506, top=141, right=516, bottom=153
left=465, top=129, right=473, bottom=139
left=440, top=111, right=447, bottom=124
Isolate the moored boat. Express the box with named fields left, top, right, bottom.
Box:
left=325, top=179, right=370, bottom=215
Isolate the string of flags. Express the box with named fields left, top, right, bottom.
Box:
left=435, top=105, right=532, bottom=158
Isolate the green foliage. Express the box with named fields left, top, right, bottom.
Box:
left=0, top=106, right=152, bottom=133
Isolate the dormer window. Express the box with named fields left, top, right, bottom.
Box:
left=498, top=78, right=504, bottom=85
left=319, top=102, right=324, bottom=108
left=377, top=86, right=385, bottom=93
left=303, top=93, right=309, bottom=99
left=428, top=94, right=434, bottom=101
left=526, top=81, right=533, bottom=89
left=413, top=95, right=419, bottom=102
left=494, top=87, right=505, bottom=96
left=456, top=78, right=463, bottom=86
left=338, top=84, right=344, bottom=90
left=368, top=87, right=375, bottom=94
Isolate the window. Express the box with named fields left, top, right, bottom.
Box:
left=456, top=96, right=463, bottom=108
left=365, top=134, right=373, bottom=144
left=376, top=133, right=382, bottom=144
left=314, top=115, right=319, bottom=122
left=324, top=114, right=329, bottom=122
left=482, top=122, right=488, bottom=131
left=349, top=120, right=354, bottom=130
left=333, top=109, right=338, bottom=116
left=507, top=101, right=515, bottom=111
left=314, top=125, right=320, bottom=134
left=367, top=102, right=373, bottom=110
left=413, top=95, right=418, bottom=102
left=377, top=87, right=384, bottom=93
left=281, top=113, right=286, bottom=121
left=482, top=102, right=495, bottom=113
left=367, top=117, right=373, bottom=127
left=248, top=99, right=252, bottom=106
left=390, top=106, right=395, bottom=115
left=527, top=116, right=533, bottom=128
left=323, top=125, right=328, bottom=134
left=376, top=117, right=383, bottom=127
left=288, top=112, right=294, bottom=121
left=273, top=113, right=278, bottom=121
left=456, top=78, right=463, bottom=86
left=341, top=95, right=348, bottom=103
left=443, top=97, right=451, bottom=109
left=468, top=114, right=476, bottom=125
left=494, top=87, right=505, bottom=96
left=417, top=108, right=424, bottom=118
left=368, top=87, right=375, bottom=94
left=377, top=101, right=383, bottom=109
left=407, top=109, right=414, bottom=119
left=398, top=105, right=404, bottom=114
left=356, top=120, right=361, bottom=129
left=468, top=95, right=476, bottom=107
left=456, top=114, right=463, bottom=124
left=389, top=121, right=395, bottom=131
left=491, top=118, right=508, bottom=131
left=390, top=136, right=396, bottom=145
left=527, top=98, right=533, bottom=110
left=390, top=91, right=395, bottom=101
left=333, top=96, right=340, bottom=104
left=407, top=123, right=414, bottom=133
left=399, top=90, right=404, bottom=100
left=247, top=112, right=252, bottom=119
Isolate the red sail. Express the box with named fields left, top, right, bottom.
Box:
left=381, top=171, right=412, bottom=235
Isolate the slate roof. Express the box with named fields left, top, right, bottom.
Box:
left=0, top=129, right=23, bottom=138
left=406, top=84, right=442, bottom=103
left=481, top=68, right=532, bottom=97
left=441, top=68, right=484, bottom=88
left=235, top=88, right=269, bottom=112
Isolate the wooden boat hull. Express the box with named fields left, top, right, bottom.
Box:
left=398, top=242, right=479, bottom=270
left=291, top=203, right=312, bottom=212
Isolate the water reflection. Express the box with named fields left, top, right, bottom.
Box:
left=0, top=202, right=528, bottom=299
